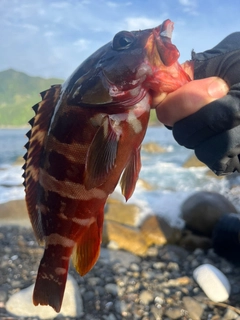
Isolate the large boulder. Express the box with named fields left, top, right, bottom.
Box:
left=142, top=142, right=166, bottom=153
left=140, top=215, right=182, bottom=246
left=181, top=191, right=237, bottom=237
left=182, top=154, right=206, bottom=168
left=102, top=220, right=148, bottom=256
left=105, top=198, right=140, bottom=227
left=0, top=199, right=29, bottom=225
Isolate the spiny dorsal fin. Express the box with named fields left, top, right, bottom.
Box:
left=24, top=84, right=62, bottom=243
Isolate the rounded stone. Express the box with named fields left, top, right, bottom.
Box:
left=139, top=290, right=154, bottom=305
left=181, top=191, right=237, bottom=236
left=193, top=264, right=231, bottom=302
left=105, top=283, right=119, bottom=296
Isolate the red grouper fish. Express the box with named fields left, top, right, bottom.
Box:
left=23, top=19, right=193, bottom=312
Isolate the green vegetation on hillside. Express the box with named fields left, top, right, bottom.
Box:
left=0, top=69, right=63, bottom=126
left=0, top=69, right=160, bottom=127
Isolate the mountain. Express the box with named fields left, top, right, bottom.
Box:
left=0, top=68, right=160, bottom=127
left=0, top=69, right=64, bottom=126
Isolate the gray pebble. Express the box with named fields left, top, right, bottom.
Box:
left=0, top=289, right=7, bottom=303
left=105, top=283, right=119, bottom=296
left=103, top=313, right=117, bottom=320
left=87, top=277, right=102, bottom=286
left=164, top=306, right=183, bottom=319
left=183, top=296, right=204, bottom=320
left=130, top=263, right=140, bottom=272
left=222, top=307, right=239, bottom=320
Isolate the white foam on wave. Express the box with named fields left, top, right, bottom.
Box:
left=0, top=165, right=23, bottom=187
left=0, top=186, right=25, bottom=204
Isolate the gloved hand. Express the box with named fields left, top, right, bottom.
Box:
left=172, top=32, right=240, bottom=175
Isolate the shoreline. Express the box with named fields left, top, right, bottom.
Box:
left=0, top=126, right=29, bottom=129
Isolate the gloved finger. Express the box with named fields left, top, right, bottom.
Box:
left=155, top=77, right=228, bottom=126
left=173, top=83, right=240, bottom=149
left=194, top=125, right=240, bottom=175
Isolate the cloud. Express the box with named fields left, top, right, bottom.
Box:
left=73, top=38, right=91, bottom=51
left=124, top=17, right=163, bottom=30
left=178, top=0, right=198, bottom=15
left=106, top=1, right=132, bottom=7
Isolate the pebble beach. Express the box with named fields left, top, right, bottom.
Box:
left=1, top=223, right=240, bottom=320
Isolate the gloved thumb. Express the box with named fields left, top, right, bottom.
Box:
left=155, top=77, right=229, bottom=126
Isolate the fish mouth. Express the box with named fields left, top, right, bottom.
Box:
left=153, top=19, right=180, bottom=66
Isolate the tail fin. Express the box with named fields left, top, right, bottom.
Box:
left=72, top=218, right=102, bottom=276
left=33, top=246, right=70, bottom=313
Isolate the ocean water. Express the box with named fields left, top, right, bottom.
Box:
left=0, top=127, right=235, bottom=227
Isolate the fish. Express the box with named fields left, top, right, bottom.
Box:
left=23, top=19, right=192, bottom=312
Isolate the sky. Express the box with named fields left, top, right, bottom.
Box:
left=1, top=0, right=240, bottom=80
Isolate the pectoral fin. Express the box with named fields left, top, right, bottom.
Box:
left=120, top=146, right=141, bottom=201
left=84, top=117, right=121, bottom=189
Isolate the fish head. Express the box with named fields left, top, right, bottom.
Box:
left=67, top=19, right=192, bottom=108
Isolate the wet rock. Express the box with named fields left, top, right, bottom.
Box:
left=222, top=307, right=239, bottom=320
left=182, top=154, right=206, bottom=168
left=105, top=198, right=140, bottom=227
left=179, top=231, right=212, bottom=251
left=105, top=283, right=119, bottom=296
left=139, top=290, right=154, bottom=305
left=212, top=213, right=240, bottom=263
left=142, top=142, right=166, bottom=153
left=159, top=244, right=189, bottom=262
left=5, top=274, right=83, bottom=319
left=137, top=178, right=155, bottom=191
left=103, top=313, right=117, bottom=320
left=99, top=247, right=140, bottom=268
left=182, top=296, right=204, bottom=320
left=164, top=306, right=183, bottom=319
left=181, top=191, right=237, bottom=236
left=0, top=200, right=29, bottom=225
left=102, top=220, right=148, bottom=256
left=167, top=276, right=191, bottom=287
left=140, top=215, right=182, bottom=247
left=140, top=216, right=167, bottom=246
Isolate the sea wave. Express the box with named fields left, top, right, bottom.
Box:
left=0, top=127, right=239, bottom=226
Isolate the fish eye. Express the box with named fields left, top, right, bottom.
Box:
left=112, top=31, right=135, bottom=51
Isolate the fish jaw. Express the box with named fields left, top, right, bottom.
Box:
left=142, top=19, right=193, bottom=105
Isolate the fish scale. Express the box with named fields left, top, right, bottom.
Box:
left=23, top=19, right=193, bottom=312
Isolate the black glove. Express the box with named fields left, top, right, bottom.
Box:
left=172, top=32, right=240, bottom=175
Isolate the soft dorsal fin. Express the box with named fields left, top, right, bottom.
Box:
left=23, top=85, right=62, bottom=243
left=84, top=116, right=121, bottom=190
left=120, top=146, right=141, bottom=201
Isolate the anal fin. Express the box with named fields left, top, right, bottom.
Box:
left=120, top=146, right=141, bottom=201
left=72, top=218, right=102, bottom=276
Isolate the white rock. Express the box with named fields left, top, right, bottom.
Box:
left=6, top=274, right=83, bottom=319
left=193, top=264, right=231, bottom=302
